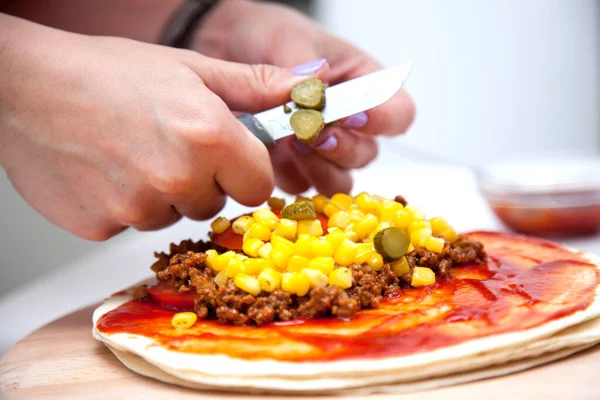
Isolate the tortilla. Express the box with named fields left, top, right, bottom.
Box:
left=93, top=232, right=600, bottom=393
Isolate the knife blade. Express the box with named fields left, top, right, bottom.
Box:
left=237, top=61, right=413, bottom=147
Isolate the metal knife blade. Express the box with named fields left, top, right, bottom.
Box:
left=249, top=61, right=413, bottom=142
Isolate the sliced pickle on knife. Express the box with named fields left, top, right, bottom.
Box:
left=374, top=227, right=410, bottom=261
left=281, top=200, right=316, bottom=220
left=290, top=77, right=325, bottom=110
left=290, top=109, right=324, bottom=143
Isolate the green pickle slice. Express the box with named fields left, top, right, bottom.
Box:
left=290, top=109, right=324, bottom=143
left=281, top=200, right=316, bottom=220
left=374, top=227, right=410, bottom=261
left=291, top=77, right=326, bottom=110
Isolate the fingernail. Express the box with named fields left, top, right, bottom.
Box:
left=343, top=111, right=368, bottom=128
left=292, top=139, right=313, bottom=155
left=316, top=135, right=337, bottom=151
left=292, top=58, right=327, bottom=75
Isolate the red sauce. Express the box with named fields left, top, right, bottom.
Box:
left=97, top=232, right=599, bottom=362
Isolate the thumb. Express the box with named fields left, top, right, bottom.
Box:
left=181, top=53, right=329, bottom=113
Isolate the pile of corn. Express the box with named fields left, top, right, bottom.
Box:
left=207, top=193, right=458, bottom=297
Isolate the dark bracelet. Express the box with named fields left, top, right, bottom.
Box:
left=159, top=0, right=220, bottom=49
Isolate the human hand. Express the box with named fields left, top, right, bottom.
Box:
left=0, top=16, right=307, bottom=240
left=195, top=0, right=415, bottom=196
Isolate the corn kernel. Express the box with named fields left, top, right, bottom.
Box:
left=205, top=249, right=218, bottom=258
left=394, top=209, right=412, bottom=228
left=171, top=312, right=197, bottom=330
left=345, top=229, right=359, bottom=242
left=328, top=267, right=353, bottom=289
left=348, top=209, right=364, bottom=222
left=226, top=258, right=245, bottom=278
left=210, top=216, right=230, bottom=234
left=411, top=228, right=432, bottom=248
left=214, top=268, right=228, bottom=287
left=207, top=251, right=234, bottom=272
left=330, top=193, right=353, bottom=211
left=355, top=192, right=382, bottom=214
left=281, top=272, right=310, bottom=296
left=258, top=242, right=272, bottom=259
left=252, top=208, right=279, bottom=230
left=273, top=218, right=297, bottom=240
left=297, top=219, right=323, bottom=237
left=247, top=222, right=272, bottom=242
left=311, top=194, right=329, bottom=214
left=429, top=217, right=450, bottom=236
left=354, top=214, right=379, bottom=238
left=406, top=204, right=426, bottom=220
left=407, top=243, right=415, bottom=253
left=310, top=237, right=334, bottom=258
left=234, top=273, right=261, bottom=296
left=242, top=237, right=265, bottom=258
left=271, top=243, right=294, bottom=269
left=301, top=268, right=328, bottom=288
left=287, top=255, right=309, bottom=272
left=204, top=249, right=219, bottom=271
left=354, top=243, right=374, bottom=264
left=328, top=211, right=351, bottom=229
left=378, top=221, right=392, bottom=231
left=322, top=202, right=340, bottom=218
left=307, top=257, right=335, bottom=275
left=325, top=228, right=346, bottom=251
left=367, top=252, right=384, bottom=271
left=235, top=253, right=248, bottom=261
left=409, top=219, right=431, bottom=234
left=294, top=234, right=314, bottom=256
left=270, top=234, right=295, bottom=250
left=242, top=258, right=262, bottom=275
left=442, top=228, right=458, bottom=243
left=257, top=268, right=281, bottom=292
left=390, top=257, right=410, bottom=276
left=425, top=236, right=445, bottom=253
left=412, top=267, right=436, bottom=287
left=333, top=238, right=358, bottom=266
left=363, top=230, right=377, bottom=243
left=232, top=216, right=254, bottom=235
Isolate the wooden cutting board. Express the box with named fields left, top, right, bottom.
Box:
left=1, top=305, right=599, bottom=400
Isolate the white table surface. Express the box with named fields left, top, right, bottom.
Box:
left=1, top=159, right=599, bottom=358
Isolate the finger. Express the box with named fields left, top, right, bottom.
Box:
left=172, top=185, right=227, bottom=221
left=309, top=127, right=378, bottom=170
left=131, top=206, right=182, bottom=232
left=270, top=136, right=311, bottom=194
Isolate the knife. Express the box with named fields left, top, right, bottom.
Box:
left=237, top=61, right=413, bottom=147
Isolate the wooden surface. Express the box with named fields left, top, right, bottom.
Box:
left=1, top=306, right=599, bottom=400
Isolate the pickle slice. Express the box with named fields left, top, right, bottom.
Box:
left=290, top=109, right=324, bottom=143
left=374, top=227, right=410, bottom=261
left=291, top=77, right=325, bottom=110
left=281, top=200, right=316, bottom=220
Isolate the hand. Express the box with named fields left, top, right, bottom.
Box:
left=194, top=0, right=415, bottom=196
left=0, top=15, right=307, bottom=240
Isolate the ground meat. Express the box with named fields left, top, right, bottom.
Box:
left=132, top=284, right=148, bottom=300
left=449, top=236, right=486, bottom=265
left=151, top=240, right=216, bottom=272
left=346, top=263, right=399, bottom=308
left=157, top=251, right=210, bottom=293
left=297, top=286, right=360, bottom=319
left=394, top=195, right=408, bottom=207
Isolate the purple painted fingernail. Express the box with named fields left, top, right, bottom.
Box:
left=343, top=111, right=369, bottom=128
left=292, top=139, right=313, bottom=155
left=292, top=58, right=327, bottom=75
left=316, top=135, right=338, bottom=151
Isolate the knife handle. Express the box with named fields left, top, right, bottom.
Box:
left=237, top=113, right=276, bottom=147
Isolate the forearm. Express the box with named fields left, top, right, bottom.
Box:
left=0, top=0, right=183, bottom=43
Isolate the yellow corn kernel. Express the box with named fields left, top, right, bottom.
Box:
left=232, top=216, right=254, bottom=235
left=407, top=243, right=415, bottom=253
left=214, top=268, right=228, bottom=287
left=252, top=208, right=279, bottom=230
left=322, top=202, right=340, bottom=218
left=330, top=193, right=353, bottom=211
left=355, top=192, right=382, bottom=214
left=310, top=237, right=334, bottom=258
left=354, top=214, right=379, bottom=239
left=242, top=237, right=265, bottom=258
left=257, top=268, right=281, bottom=292
left=328, top=267, right=353, bottom=289
left=412, top=266, right=436, bottom=287
left=273, top=218, right=297, bottom=240
left=410, top=228, right=432, bottom=248
left=367, top=252, right=384, bottom=271
left=234, top=273, right=261, bottom=296
left=394, top=209, right=412, bottom=229
left=345, top=229, right=359, bottom=242
left=328, top=211, right=351, bottom=229
left=311, top=194, right=329, bottom=214
left=171, top=312, right=197, bottom=330
left=429, top=216, right=450, bottom=236
left=390, top=257, right=410, bottom=276
left=325, top=228, right=346, bottom=251
left=210, top=216, right=230, bottom=234
left=378, top=221, right=392, bottom=231
left=301, top=268, right=328, bottom=288
left=204, top=249, right=218, bottom=271
left=354, top=243, right=373, bottom=264
left=409, top=219, right=432, bottom=234
left=297, top=219, right=323, bottom=237
left=205, top=249, right=218, bottom=258
left=287, top=255, right=309, bottom=272
left=270, top=234, right=295, bottom=250
left=406, top=204, right=426, bottom=220
left=281, top=272, right=311, bottom=296
left=380, top=203, right=397, bottom=223
left=307, top=257, right=335, bottom=275
left=294, top=234, right=315, bottom=256
left=348, top=209, right=365, bottom=222
left=207, top=251, right=234, bottom=272
left=271, top=243, right=294, bottom=269
left=333, top=238, right=359, bottom=266
left=247, top=258, right=275, bottom=275
left=442, top=228, right=458, bottom=243
left=226, top=258, right=245, bottom=278
left=247, top=222, right=272, bottom=242
left=258, top=242, right=272, bottom=259
left=235, top=253, right=248, bottom=261
left=425, top=236, right=445, bottom=253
